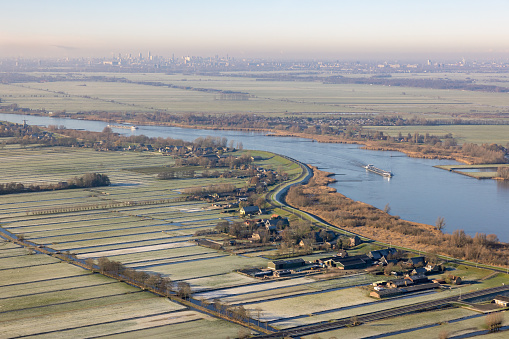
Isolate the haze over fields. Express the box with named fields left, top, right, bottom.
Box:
left=2, top=0, right=509, bottom=60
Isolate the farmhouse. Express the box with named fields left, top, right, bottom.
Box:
left=350, top=235, right=361, bottom=247
left=387, top=279, right=413, bottom=288
left=268, top=258, right=306, bottom=270
left=425, top=264, right=442, bottom=273
left=406, top=256, right=426, bottom=267
left=239, top=205, right=261, bottom=216
left=368, top=248, right=397, bottom=261
left=411, top=267, right=428, bottom=276
left=265, top=218, right=289, bottom=231
left=380, top=257, right=399, bottom=266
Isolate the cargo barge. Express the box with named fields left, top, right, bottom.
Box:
left=365, top=164, right=393, bottom=177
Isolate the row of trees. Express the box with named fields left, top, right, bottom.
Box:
left=203, top=299, right=251, bottom=324
left=157, top=170, right=195, bottom=180
left=182, top=183, right=236, bottom=196
left=91, top=257, right=192, bottom=299
left=0, top=173, right=110, bottom=195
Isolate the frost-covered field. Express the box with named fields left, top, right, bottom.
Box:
left=0, top=243, right=245, bottom=338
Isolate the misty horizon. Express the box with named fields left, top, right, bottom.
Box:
left=2, top=0, right=508, bottom=62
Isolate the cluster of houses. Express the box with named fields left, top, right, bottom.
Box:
left=158, top=145, right=229, bottom=156
left=314, top=248, right=407, bottom=270
left=247, top=215, right=290, bottom=243
left=255, top=247, right=446, bottom=282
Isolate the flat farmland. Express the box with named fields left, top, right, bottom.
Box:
left=302, top=308, right=479, bottom=339
left=0, top=244, right=246, bottom=339
left=264, top=269, right=509, bottom=330
left=0, top=145, right=298, bottom=337
left=0, top=146, right=297, bottom=290
left=5, top=144, right=498, bottom=337
left=365, top=125, right=509, bottom=145
left=2, top=71, right=508, bottom=116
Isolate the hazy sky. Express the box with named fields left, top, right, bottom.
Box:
left=1, top=0, right=508, bottom=60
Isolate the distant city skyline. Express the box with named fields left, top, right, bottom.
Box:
left=2, top=0, right=509, bottom=61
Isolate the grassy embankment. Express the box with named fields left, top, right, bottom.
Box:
left=434, top=163, right=509, bottom=179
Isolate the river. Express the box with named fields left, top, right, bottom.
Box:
left=2, top=113, right=508, bottom=242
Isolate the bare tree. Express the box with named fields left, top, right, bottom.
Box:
left=485, top=312, right=503, bottom=332
left=177, top=281, right=192, bottom=299
left=384, top=203, right=391, bottom=214
left=435, top=216, right=446, bottom=231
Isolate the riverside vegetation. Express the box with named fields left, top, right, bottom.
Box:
left=285, top=167, right=509, bottom=267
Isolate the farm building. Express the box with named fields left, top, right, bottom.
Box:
left=380, top=257, right=399, bottom=266
left=274, top=269, right=292, bottom=277
left=268, top=258, right=306, bottom=270
left=493, top=296, right=509, bottom=307
left=325, top=254, right=372, bottom=270
left=405, top=274, right=429, bottom=284
left=240, top=205, right=261, bottom=216
left=254, top=271, right=273, bottom=278
left=371, top=282, right=440, bottom=299
left=387, top=279, right=413, bottom=288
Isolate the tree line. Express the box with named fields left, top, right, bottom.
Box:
left=0, top=173, right=110, bottom=196
left=90, top=257, right=193, bottom=299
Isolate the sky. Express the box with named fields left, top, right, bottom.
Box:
left=1, top=0, right=508, bottom=61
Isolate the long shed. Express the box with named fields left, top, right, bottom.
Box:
left=268, top=258, right=306, bottom=270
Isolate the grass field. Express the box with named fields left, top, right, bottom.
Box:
left=302, top=308, right=480, bottom=339
left=0, top=145, right=295, bottom=290
left=1, top=71, right=508, bottom=117
left=0, top=244, right=248, bottom=338
left=365, top=125, right=509, bottom=145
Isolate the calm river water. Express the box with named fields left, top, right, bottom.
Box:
left=2, top=113, right=508, bottom=241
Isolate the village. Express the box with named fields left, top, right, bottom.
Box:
left=190, top=193, right=480, bottom=302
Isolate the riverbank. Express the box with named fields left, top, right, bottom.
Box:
left=285, top=166, right=509, bottom=268
left=1, top=111, right=507, bottom=241
left=3, top=110, right=493, bottom=165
